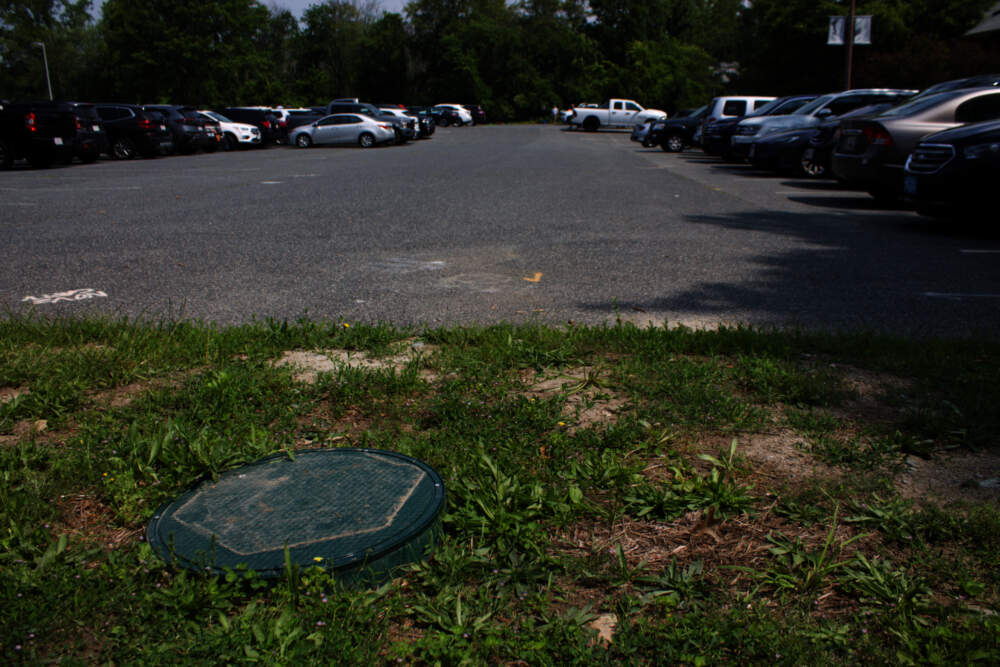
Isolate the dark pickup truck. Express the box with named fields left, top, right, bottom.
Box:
left=1, top=100, right=77, bottom=168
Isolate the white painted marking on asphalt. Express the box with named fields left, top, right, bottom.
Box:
left=960, top=249, right=1000, bottom=254
left=22, top=288, right=108, bottom=305
left=923, top=292, right=1000, bottom=299
left=260, top=181, right=283, bottom=185
left=1, top=202, right=38, bottom=206
left=289, top=173, right=319, bottom=178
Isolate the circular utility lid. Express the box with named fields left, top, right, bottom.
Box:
left=147, top=448, right=445, bottom=580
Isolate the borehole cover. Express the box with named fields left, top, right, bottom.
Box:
left=147, top=448, right=444, bottom=581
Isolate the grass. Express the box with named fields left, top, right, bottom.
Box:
left=2, top=313, right=999, bottom=663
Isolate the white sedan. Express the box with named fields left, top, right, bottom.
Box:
left=434, top=103, right=473, bottom=126
left=288, top=114, right=396, bottom=148
left=198, top=111, right=261, bottom=150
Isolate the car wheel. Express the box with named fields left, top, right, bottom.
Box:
left=358, top=132, right=376, bottom=148
left=439, top=117, right=450, bottom=127
left=295, top=133, right=312, bottom=148
left=112, top=137, right=137, bottom=160
left=222, top=133, right=238, bottom=151
left=583, top=116, right=599, bottom=132
left=799, top=151, right=825, bottom=178
left=0, top=139, right=13, bottom=169
left=662, top=133, right=684, bottom=152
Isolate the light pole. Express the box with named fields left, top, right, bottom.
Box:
left=31, top=41, right=54, bottom=101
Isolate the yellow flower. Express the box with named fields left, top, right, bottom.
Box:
left=343, top=323, right=350, bottom=329
left=558, top=421, right=566, bottom=427
left=313, top=557, right=323, bottom=562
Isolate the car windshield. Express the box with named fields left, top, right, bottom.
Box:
left=682, top=105, right=706, bottom=118
left=877, top=91, right=963, bottom=117
left=761, top=97, right=814, bottom=116
left=206, top=111, right=230, bottom=122
left=795, top=94, right=836, bottom=115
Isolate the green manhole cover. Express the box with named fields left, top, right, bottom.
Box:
left=147, top=448, right=444, bottom=581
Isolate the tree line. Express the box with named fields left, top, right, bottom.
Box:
left=2, top=0, right=997, bottom=121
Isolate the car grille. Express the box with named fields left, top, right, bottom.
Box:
left=905, top=143, right=955, bottom=174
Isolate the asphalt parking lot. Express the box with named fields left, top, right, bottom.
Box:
left=2, top=125, right=999, bottom=338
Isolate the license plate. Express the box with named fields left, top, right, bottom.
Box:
left=903, top=175, right=917, bottom=196
left=53, top=137, right=63, bottom=145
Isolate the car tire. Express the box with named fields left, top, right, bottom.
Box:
left=0, top=139, right=13, bottom=169
left=358, top=132, right=376, bottom=148
left=799, top=151, right=825, bottom=178
left=662, top=133, right=684, bottom=152
left=295, top=134, right=312, bottom=148
left=439, top=117, right=451, bottom=127
left=582, top=116, right=599, bottom=132
left=112, top=137, right=137, bottom=160
left=222, top=133, right=238, bottom=151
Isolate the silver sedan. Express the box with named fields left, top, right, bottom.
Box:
left=289, top=114, right=396, bottom=148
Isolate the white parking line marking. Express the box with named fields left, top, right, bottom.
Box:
left=960, top=249, right=1000, bottom=254
left=260, top=181, right=283, bottom=185
left=923, top=292, right=1000, bottom=299
left=22, top=288, right=108, bottom=305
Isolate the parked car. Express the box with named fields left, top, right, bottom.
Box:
left=903, top=118, right=1000, bottom=217
left=94, top=103, right=174, bottom=159
left=283, top=109, right=326, bottom=133
left=697, top=95, right=776, bottom=144
left=0, top=100, right=76, bottom=168
left=463, top=104, right=487, bottom=124
left=198, top=110, right=261, bottom=150
left=434, top=104, right=474, bottom=126
left=379, top=108, right=422, bottom=138
left=647, top=105, right=709, bottom=152
left=566, top=98, right=666, bottom=131
left=912, top=74, right=1000, bottom=99
left=217, top=107, right=282, bottom=146
left=701, top=95, right=817, bottom=158
left=748, top=103, right=896, bottom=176
left=288, top=113, right=396, bottom=148
left=831, top=87, right=1000, bottom=200
left=731, top=89, right=916, bottom=160
left=402, top=107, right=436, bottom=138
left=143, top=105, right=217, bottom=154
left=66, top=102, right=107, bottom=164
left=797, top=103, right=898, bottom=178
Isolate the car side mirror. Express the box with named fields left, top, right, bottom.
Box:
left=816, top=108, right=833, bottom=118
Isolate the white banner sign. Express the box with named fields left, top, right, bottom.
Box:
left=828, top=16, right=873, bottom=45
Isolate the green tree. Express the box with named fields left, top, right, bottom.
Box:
left=1, top=0, right=96, bottom=100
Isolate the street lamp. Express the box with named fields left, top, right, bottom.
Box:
left=31, top=41, right=54, bottom=101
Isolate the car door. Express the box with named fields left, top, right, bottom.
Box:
left=312, top=116, right=339, bottom=145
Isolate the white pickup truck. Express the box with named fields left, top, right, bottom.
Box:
left=566, top=99, right=667, bottom=131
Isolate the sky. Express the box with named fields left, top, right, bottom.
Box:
left=95, top=0, right=410, bottom=20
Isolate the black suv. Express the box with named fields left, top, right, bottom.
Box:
left=94, top=103, right=175, bottom=159
left=217, top=107, right=282, bottom=146
left=67, top=102, right=107, bottom=163
left=650, top=106, right=708, bottom=152
left=0, top=100, right=78, bottom=168
left=143, top=105, right=217, bottom=154
left=903, top=118, right=1000, bottom=217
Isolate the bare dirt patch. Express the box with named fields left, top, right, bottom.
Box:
left=828, top=363, right=913, bottom=427
left=1, top=385, right=30, bottom=404
left=897, top=450, right=1000, bottom=504
left=273, top=340, right=439, bottom=384
left=523, top=366, right=628, bottom=433
left=55, top=492, right=143, bottom=551
left=553, top=507, right=870, bottom=618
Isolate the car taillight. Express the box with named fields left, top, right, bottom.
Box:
left=261, top=120, right=271, bottom=129
left=138, top=118, right=155, bottom=130
left=378, top=123, right=392, bottom=130
left=278, top=119, right=287, bottom=127
left=75, top=117, right=83, bottom=130
left=862, top=125, right=892, bottom=146
left=24, top=112, right=37, bottom=132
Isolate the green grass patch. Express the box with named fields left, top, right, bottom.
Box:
left=2, top=315, right=999, bottom=662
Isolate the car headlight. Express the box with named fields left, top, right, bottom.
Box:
left=735, top=125, right=759, bottom=136
left=963, top=142, right=1000, bottom=160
